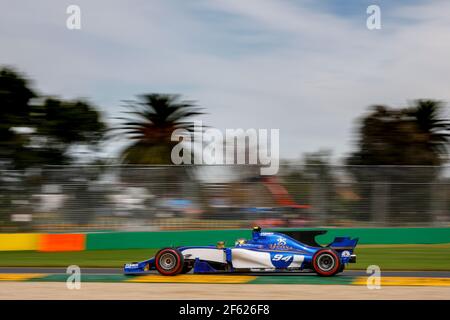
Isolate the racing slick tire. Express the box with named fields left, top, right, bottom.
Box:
left=155, top=248, right=184, bottom=276
left=312, top=249, right=341, bottom=277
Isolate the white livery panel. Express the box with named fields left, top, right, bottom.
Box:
left=181, top=248, right=226, bottom=263
left=231, top=248, right=274, bottom=269
left=231, top=248, right=305, bottom=269
left=288, top=254, right=305, bottom=268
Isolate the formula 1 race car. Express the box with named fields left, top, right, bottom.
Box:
left=123, top=226, right=358, bottom=277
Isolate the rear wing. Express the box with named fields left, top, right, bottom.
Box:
left=282, top=230, right=358, bottom=249
left=327, top=237, right=359, bottom=250
left=282, top=230, right=327, bottom=247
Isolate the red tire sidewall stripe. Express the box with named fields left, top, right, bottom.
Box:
left=155, top=248, right=183, bottom=276
left=313, top=249, right=340, bottom=276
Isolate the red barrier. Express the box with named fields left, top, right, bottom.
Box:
left=38, top=234, right=85, bottom=252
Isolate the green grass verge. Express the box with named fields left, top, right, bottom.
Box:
left=347, top=244, right=450, bottom=271
left=0, top=249, right=157, bottom=268
left=0, top=244, right=449, bottom=270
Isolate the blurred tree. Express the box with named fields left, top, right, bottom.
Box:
left=0, top=67, right=36, bottom=169
left=30, top=97, right=106, bottom=165
left=0, top=67, right=106, bottom=169
left=348, top=100, right=449, bottom=166
left=0, top=67, right=107, bottom=230
left=114, top=94, right=203, bottom=165
left=407, top=100, right=450, bottom=162
left=270, top=152, right=332, bottom=226
left=347, top=100, right=449, bottom=224
left=0, top=67, right=35, bottom=125
left=303, top=150, right=334, bottom=179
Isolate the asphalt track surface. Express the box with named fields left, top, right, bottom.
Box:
left=1, top=282, right=449, bottom=300
left=1, top=267, right=450, bottom=278
left=1, top=267, right=450, bottom=299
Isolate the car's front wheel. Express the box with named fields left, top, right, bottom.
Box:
left=155, top=248, right=184, bottom=276
left=312, top=249, right=341, bottom=276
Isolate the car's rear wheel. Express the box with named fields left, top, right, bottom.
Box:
left=312, top=249, right=341, bottom=276
left=155, top=248, right=184, bottom=276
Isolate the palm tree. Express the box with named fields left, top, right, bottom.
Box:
left=114, top=94, right=204, bottom=164
left=408, top=100, right=450, bottom=164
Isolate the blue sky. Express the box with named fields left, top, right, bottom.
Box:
left=1, top=0, right=449, bottom=162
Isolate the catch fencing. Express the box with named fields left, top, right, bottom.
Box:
left=0, top=165, right=449, bottom=232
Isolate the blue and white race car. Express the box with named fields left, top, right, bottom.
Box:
left=123, top=226, right=358, bottom=277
